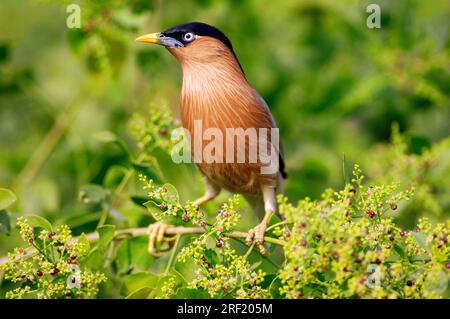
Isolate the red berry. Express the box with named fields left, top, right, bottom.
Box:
left=223, top=212, right=229, bottom=218
left=400, top=231, right=406, bottom=237
left=301, top=240, right=307, bottom=247
left=36, top=270, right=43, bottom=277
left=347, top=199, right=353, bottom=206
left=216, top=240, right=223, bottom=248
left=374, top=258, right=381, bottom=265
left=28, top=239, right=34, bottom=244
left=332, top=238, right=337, bottom=244
left=159, top=204, right=166, bottom=209
left=349, top=188, right=357, bottom=195
left=50, top=268, right=60, bottom=276
left=48, top=232, right=56, bottom=238
left=389, top=236, right=395, bottom=242
left=284, top=232, right=290, bottom=239
left=70, top=255, right=77, bottom=260
left=293, top=266, right=299, bottom=271
left=298, top=291, right=304, bottom=297
left=316, top=233, right=322, bottom=240
left=445, top=262, right=450, bottom=269
left=182, top=215, right=189, bottom=222
left=18, top=248, right=25, bottom=254
left=406, top=280, right=413, bottom=287
left=201, top=257, right=206, bottom=263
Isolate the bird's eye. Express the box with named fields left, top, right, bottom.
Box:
left=183, top=32, right=195, bottom=42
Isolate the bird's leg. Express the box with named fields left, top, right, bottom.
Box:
left=246, top=185, right=277, bottom=254
left=147, top=178, right=220, bottom=256
left=192, top=177, right=221, bottom=207
left=147, top=221, right=174, bottom=257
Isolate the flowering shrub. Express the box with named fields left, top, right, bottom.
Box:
left=0, top=218, right=106, bottom=299
left=1, top=106, right=448, bottom=299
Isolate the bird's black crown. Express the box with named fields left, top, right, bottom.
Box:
left=161, top=22, right=243, bottom=72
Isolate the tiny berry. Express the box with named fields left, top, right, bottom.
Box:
left=201, top=257, right=206, bottom=263
left=65, top=291, right=72, bottom=297
left=301, top=240, right=307, bottom=247
left=332, top=238, right=337, bottom=244
left=18, top=248, right=25, bottom=254
left=171, top=195, right=177, bottom=200
left=406, top=280, right=413, bottom=287
left=389, top=236, right=395, bottom=242
left=293, top=266, right=299, bottom=271
left=182, top=215, right=189, bottom=222
left=48, top=232, right=56, bottom=238
left=316, top=233, right=322, bottom=240
left=200, top=221, right=206, bottom=228
left=28, top=239, right=34, bottom=244
left=374, top=258, right=381, bottom=265
left=445, top=262, right=450, bottom=269
left=70, top=255, right=77, bottom=260
left=400, top=231, right=406, bottom=237
left=284, top=232, right=290, bottom=239
left=390, top=203, right=398, bottom=211
left=36, top=270, right=43, bottom=277
left=216, top=240, right=223, bottom=248
left=347, top=199, right=353, bottom=206
left=223, top=212, right=229, bottom=218
left=349, top=188, right=357, bottom=195
left=162, top=187, right=167, bottom=193
left=159, top=204, right=166, bottom=209
left=298, top=291, right=304, bottom=297
left=50, top=268, right=60, bottom=276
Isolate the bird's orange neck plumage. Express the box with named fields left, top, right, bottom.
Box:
left=167, top=37, right=266, bottom=133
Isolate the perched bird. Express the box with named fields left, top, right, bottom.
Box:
left=136, top=22, right=287, bottom=255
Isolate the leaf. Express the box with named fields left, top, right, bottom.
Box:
left=393, top=244, right=406, bottom=259
left=261, top=274, right=277, bottom=289
left=269, top=276, right=283, bottom=299
left=97, top=225, right=116, bottom=251
left=103, top=166, right=127, bottom=189
left=0, top=188, right=17, bottom=210
left=121, top=272, right=159, bottom=296
left=0, top=210, right=11, bottom=234
left=79, top=184, right=108, bottom=204
left=93, top=131, right=130, bottom=158
left=130, top=196, right=150, bottom=207
left=172, top=288, right=210, bottom=299
left=125, top=287, right=154, bottom=299
left=203, top=249, right=220, bottom=267
left=27, top=215, right=53, bottom=232
left=78, top=232, right=91, bottom=254
left=114, top=237, right=154, bottom=274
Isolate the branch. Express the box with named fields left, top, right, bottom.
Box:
left=0, top=226, right=286, bottom=265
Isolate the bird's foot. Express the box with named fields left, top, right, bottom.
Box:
left=147, top=222, right=175, bottom=257
left=246, top=223, right=268, bottom=254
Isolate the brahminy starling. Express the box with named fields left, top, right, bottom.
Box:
left=136, top=22, right=287, bottom=254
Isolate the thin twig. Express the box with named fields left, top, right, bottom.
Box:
left=0, top=226, right=286, bottom=265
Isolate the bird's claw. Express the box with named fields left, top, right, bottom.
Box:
left=147, top=222, right=174, bottom=257
left=246, top=223, right=268, bottom=254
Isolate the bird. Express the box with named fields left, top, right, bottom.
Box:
left=136, top=22, right=287, bottom=255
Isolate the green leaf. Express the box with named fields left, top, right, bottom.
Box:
left=0, top=188, right=17, bottom=210
left=121, top=272, right=159, bottom=296
left=125, top=287, right=154, bottom=299
left=27, top=215, right=53, bottom=232
left=93, top=131, right=130, bottom=158
left=78, top=232, right=91, bottom=254
left=103, top=165, right=127, bottom=189
left=79, top=184, right=108, bottom=204
left=172, top=288, right=210, bottom=299
left=269, top=276, right=283, bottom=299
left=0, top=210, right=11, bottom=234
left=97, top=225, right=116, bottom=251
left=114, top=237, right=154, bottom=274
left=131, top=196, right=150, bottom=207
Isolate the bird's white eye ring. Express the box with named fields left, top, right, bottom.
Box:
left=183, top=32, right=195, bottom=42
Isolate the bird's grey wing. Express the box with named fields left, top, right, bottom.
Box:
left=255, top=92, right=288, bottom=179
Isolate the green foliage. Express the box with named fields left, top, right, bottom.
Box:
left=0, top=218, right=106, bottom=299
left=0, top=0, right=449, bottom=300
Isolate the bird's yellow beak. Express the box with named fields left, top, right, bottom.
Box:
left=135, top=33, right=162, bottom=44
left=135, top=32, right=184, bottom=47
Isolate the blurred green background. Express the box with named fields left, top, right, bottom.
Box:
left=0, top=0, right=449, bottom=257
